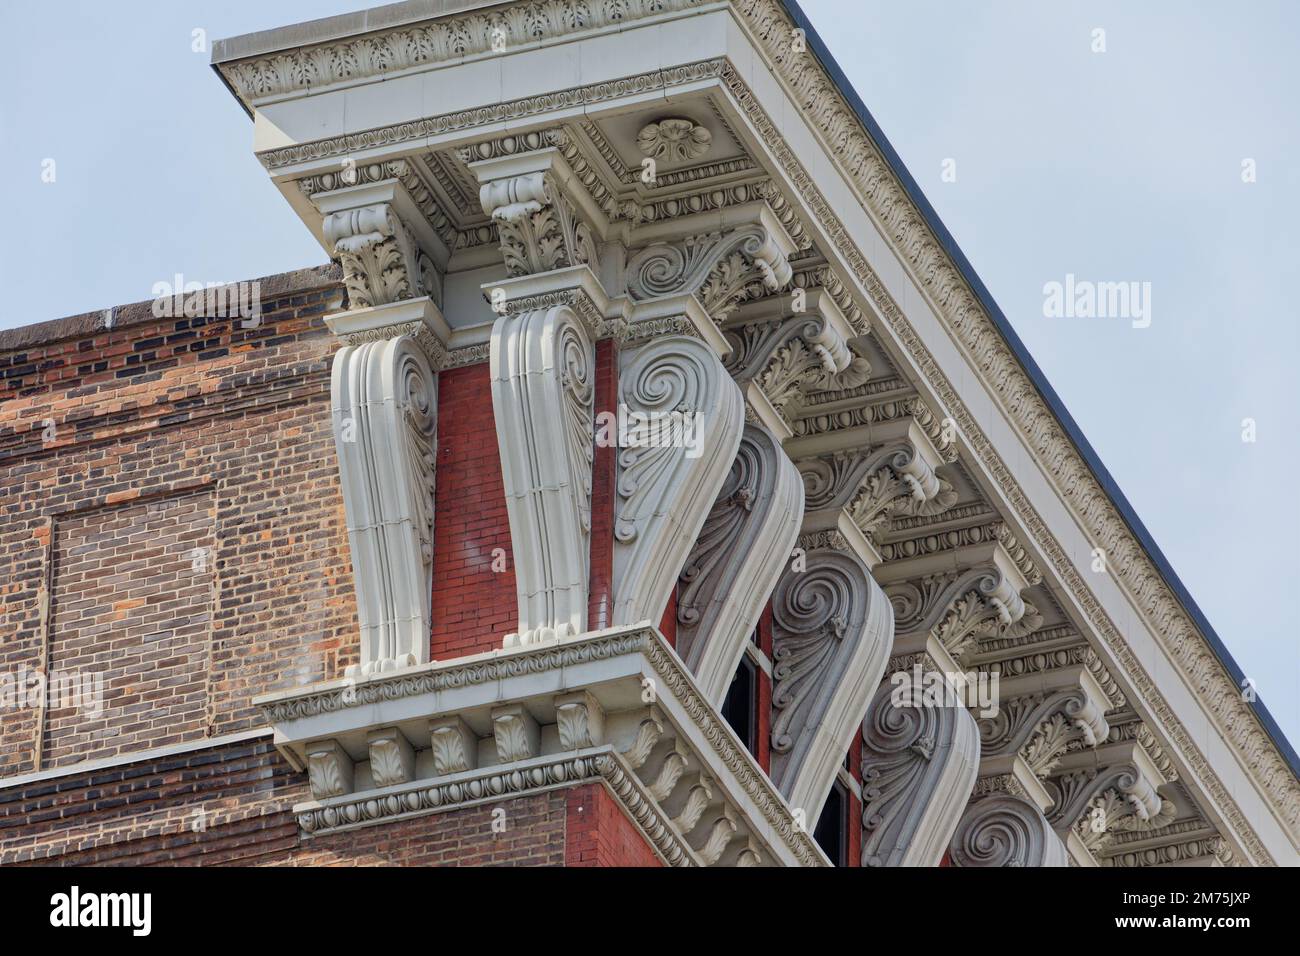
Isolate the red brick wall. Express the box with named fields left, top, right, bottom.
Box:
left=429, top=363, right=516, bottom=659
left=564, top=783, right=662, bottom=867
left=276, top=791, right=569, bottom=867
left=658, top=586, right=678, bottom=649
left=0, top=268, right=359, bottom=777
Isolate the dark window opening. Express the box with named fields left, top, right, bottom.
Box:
left=814, top=781, right=849, bottom=866
left=720, top=655, right=757, bottom=756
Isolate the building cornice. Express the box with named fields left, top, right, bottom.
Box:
left=200, top=0, right=1298, bottom=863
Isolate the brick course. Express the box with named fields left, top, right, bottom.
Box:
left=564, top=783, right=662, bottom=867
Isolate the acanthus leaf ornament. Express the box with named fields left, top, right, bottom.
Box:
left=979, top=689, right=1111, bottom=779
left=845, top=445, right=958, bottom=536
left=475, top=153, right=602, bottom=278
left=626, top=224, right=793, bottom=323
left=796, top=440, right=958, bottom=542
left=884, top=566, right=1041, bottom=665
left=323, top=203, right=432, bottom=309
left=1046, top=764, right=1176, bottom=854
left=724, top=305, right=873, bottom=421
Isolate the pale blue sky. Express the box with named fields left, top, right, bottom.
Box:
left=2, top=1, right=1295, bottom=750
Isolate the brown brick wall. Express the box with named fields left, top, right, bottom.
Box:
left=564, top=783, right=662, bottom=867
left=0, top=268, right=360, bottom=777
left=0, top=268, right=667, bottom=867
left=1, top=733, right=661, bottom=867
left=0, top=735, right=305, bottom=866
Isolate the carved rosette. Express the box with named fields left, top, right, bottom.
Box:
left=675, top=425, right=803, bottom=704
left=332, top=334, right=438, bottom=674
left=612, top=335, right=745, bottom=626
left=491, top=305, right=595, bottom=645
left=859, top=678, right=980, bottom=867
left=768, top=547, right=893, bottom=825
left=949, top=794, right=1069, bottom=867
left=323, top=203, right=433, bottom=309
left=626, top=225, right=793, bottom=323
left=636, top=118, right=712, bottom=162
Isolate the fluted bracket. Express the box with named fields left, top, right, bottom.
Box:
left=859, top=675, right=979, bottom=867
left=490, top=304, right=596, bottom=646
left=950, top=792, right=1069, bottom=867
left=328, top=299, right=449, bottom=675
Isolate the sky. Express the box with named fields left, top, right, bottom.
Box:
left=1, top=1, right=1296, bottom=751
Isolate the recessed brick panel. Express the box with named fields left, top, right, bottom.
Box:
left=44, top=490, right=216, bottom=767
